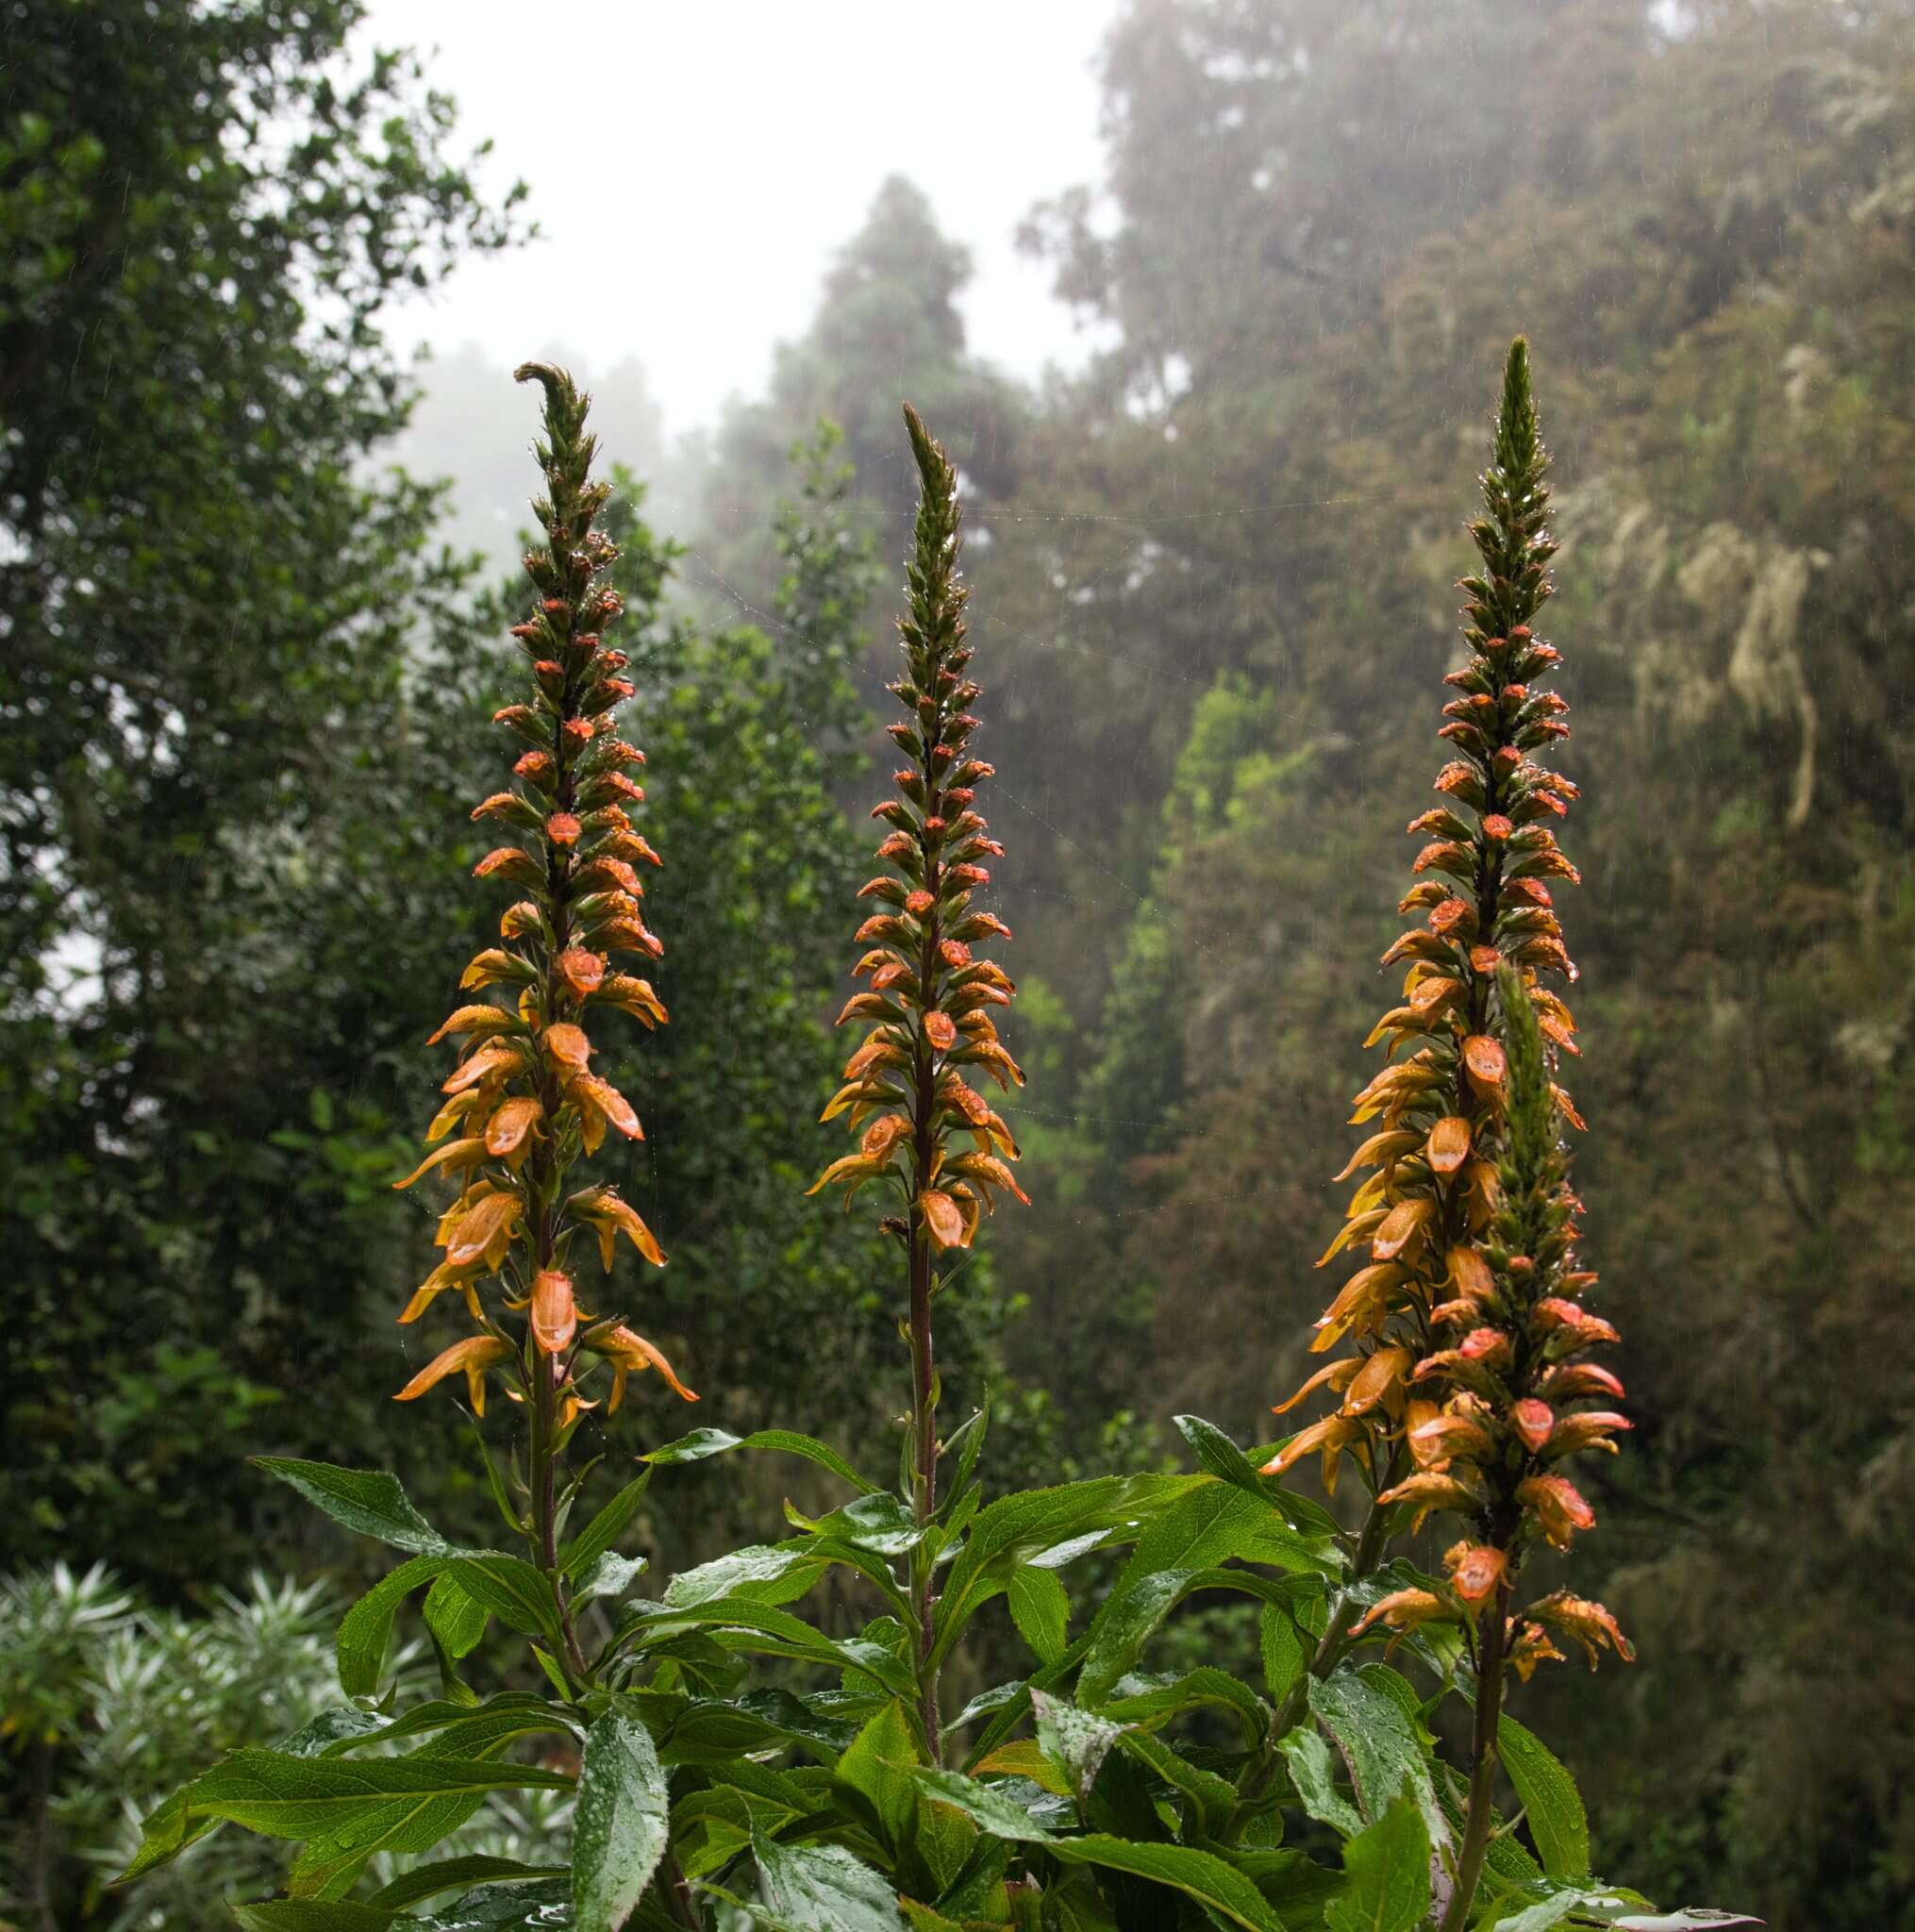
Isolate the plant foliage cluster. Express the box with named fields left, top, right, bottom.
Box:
left=5, top=3, right=1910, bottom=1929
left=102, top=358, right=1759, bottom=1932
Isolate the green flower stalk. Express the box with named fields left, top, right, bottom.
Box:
left=1264, top=341, right=1631, bottom=1926
left=394, top=363, right=696, bottom=1674
left=811, top=403, right=1027, bottom=1762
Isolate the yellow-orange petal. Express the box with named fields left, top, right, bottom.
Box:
left=485, top=1096, right=544, bottom=1158
left=1511, top=1398, right=1554, bottom=1453
left=530, top=1269, right=576, bottom=1355
left=1271, top=1358, right=1361, bottom=1416
left=1462, top=1034, right=1507, bottom=1094
left=1341, top=1345, right=1412, bottom=1417
left=1410, top=1411, right=1494, bottom=1467
left=574, top=1074, right=642, bottom=1141
left=573, top=1189, right=667, bottom=1269
left=443, top=1191, right=523, bottom=1268
left=1260, top=1412, right=1363, bottom=1479
left=1448, top=1244, right=1496, bottom=1301
left=1350, top=1588, right=1451, bottom=1640
left=441, top=1042, right=520, bottom=1095
left=1332, top=1129, right=1422, bottom=1183
left=556, top=947, right=607, bottom=998
left=859, top=1113, right=912, bottom=1159
left=1371, top=1196, right=1434, bottom=1262
left=808, top=1152, right=885, bottom=1197
left=394, top=1335, right=513, bottom=1413
left=592, top=1324, right=697, bottom=1402
left=1527, top=1591, right=1634, bottom=1666
left=1517, top=1474, right=1596, bottom=1550
left=1445, top=1541, right=1508, bottom=1606
left=1426, top=1116, right=1472, bottom=1175
left=392, top=1138, right=487, bottom=1191
left=544, top=1022, right=591, bottom=1072
left=919, top=1188, right=968, bottom=1250
left=428, top=1004, right=515, bottom=1046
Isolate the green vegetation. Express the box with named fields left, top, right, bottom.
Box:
left=106, top=351, right=1749, bottom=1932
left=5, top=2, right=1911, bottom=1927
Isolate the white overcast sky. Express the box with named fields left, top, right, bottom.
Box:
left=368, top=2, right=1122, bottom=434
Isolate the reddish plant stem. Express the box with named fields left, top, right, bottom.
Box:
left=1442, top=1576, right=1513, bottom=1932
left=525, top=616, right=589, bottom=1685
left=907, top=852, right=943, bottom=1764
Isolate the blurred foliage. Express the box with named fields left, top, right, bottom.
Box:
left=691, top=175, right=1030, bottom=630
left=1, top=1563, right=336, bottom=1929
left=0, top=1564, right=566, bottom=1931
left=0, top=0, right=524, bottom=1585
left=6, top=0, right=1915, bottom=1924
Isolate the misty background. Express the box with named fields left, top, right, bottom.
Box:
left=7, top=4, right=1914, bottom=1928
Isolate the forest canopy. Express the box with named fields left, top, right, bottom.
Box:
left=4, top=4, right=1911, bottom=1929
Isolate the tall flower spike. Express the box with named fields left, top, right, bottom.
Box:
left=396, top=362, right=693, bottom=1458
left=1272, top=340, right=1619, bottom=1584
left=1263, top=339, right=1627, bottom=1932
left=812, top=403, right=1025, bottom=1763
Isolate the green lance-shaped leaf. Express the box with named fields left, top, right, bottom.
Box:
left=1102, top=1663, right=1270, bottom=1743
left=573, top=1702, right=671, bottom=1932
left=1031, top=1689, right=1128, bottom=1809
left=1474, top=1888, right=1767, bottom=1932
left=117, top=1750, right=573, bottom=1885
left=751, top=1831, right=909, bottom=1932
left=909, top=1766, right=1057, bottom=1842
left=1497, top=1715, right=1590, bottom=1882
left=336, top=1555, right=460, bottom=1697
left=832, top=1697, right=923, bottom=1851
left=1326, top=1794, right=1431, bottom=1932
left=1309, top=1667, right=1447, bottom=1849
left=1078, top=1479, right=1323, bottom=1704
left=1609, top=1914, right=1767, bottom=1930
left=1116, top=1731, right=1240, bottom=1839
left=1261, top=1598, right=1307, bottom=1712
left=560, top=1469, right=653, bottom=1578
left=662, top=1542, right=829, bottom=1609
left=928, top=1471, right=1202, bottom=1671
left=1041, top=1838, right=1290, bottom=1932
left=229, top=1904, right=398, bottom=1932
left=642, top=1424, right=880, bottom=1493
left=786, top=1489, right=928, bottom=1557
left=446, top=1554, right=563, bottom=1645
left=316, top=1693, right=560, bottom=1757
left=366, top=1856, right=570, bottom=1913
left=410, top=1877, right=575, bottom=1929
left=254, top=1457, right=451, bottom=1554
left=1174, top=1412, right=1345, bottom=1540
left=1007, top=1564, right=1070, bottom=1665
left=1280, top=1725, right=1364, bottom=1839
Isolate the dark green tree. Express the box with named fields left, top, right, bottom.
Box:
left=0, top=0, right=522, bottom=1587
left=692, top=177, right=1027, bottom=625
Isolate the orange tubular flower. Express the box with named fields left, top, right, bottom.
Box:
left=1272, top=341, right=1630, bottom=1685
left=392, top=362, right=692, bottom=1448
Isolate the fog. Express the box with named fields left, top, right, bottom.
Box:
left=8, top=6, right=1912, bottom=1928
